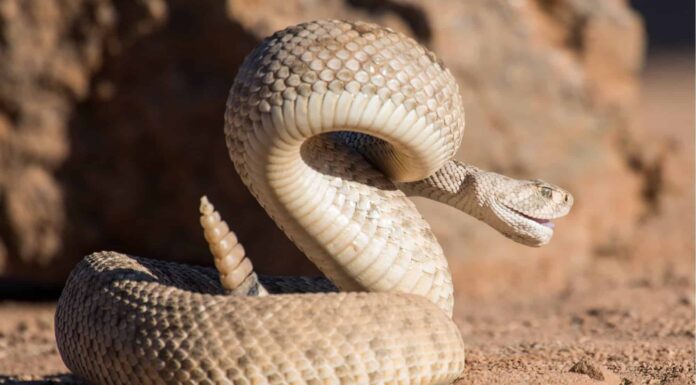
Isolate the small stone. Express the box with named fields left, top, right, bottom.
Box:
left=569, top=358, right=605, bottom=381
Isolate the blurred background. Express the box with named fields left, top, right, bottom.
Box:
left=0, top=0, right=691, bottom=299
left=0, top=0, right=693, bottom=382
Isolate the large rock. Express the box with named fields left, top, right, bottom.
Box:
left=0, top=0, right=116, bottom=276
left=0, top=0, right=667, bottom=301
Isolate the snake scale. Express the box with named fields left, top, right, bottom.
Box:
left=55, top=20, right=573, bottom=385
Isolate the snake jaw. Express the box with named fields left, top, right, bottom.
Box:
left=494, top=203, right=555, bottom=247
left=505, top=205, right=555, bottom=227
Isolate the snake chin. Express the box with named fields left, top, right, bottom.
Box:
left=497, top=204, right=555, bottom=247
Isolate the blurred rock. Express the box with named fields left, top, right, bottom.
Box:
left=0, top=0, right=116, bottom=277
left=0, top=0, right=663, bottom=299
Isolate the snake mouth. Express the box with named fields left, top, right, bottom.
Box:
left=505, top=206, right=556, bottom=230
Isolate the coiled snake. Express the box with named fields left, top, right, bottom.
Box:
left=55, top=20, right=573, bottom=385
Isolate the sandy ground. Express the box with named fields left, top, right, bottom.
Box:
left=0, top=277, right=692, bottom=385
left=0, top=54, right=693, bottom=384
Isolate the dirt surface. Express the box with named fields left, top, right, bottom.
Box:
left=0, top=275, right=692, bottom=385
left=0, top=54, right=693, bottom=385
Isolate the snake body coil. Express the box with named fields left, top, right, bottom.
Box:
left=56, top=19, right=573, bottom=385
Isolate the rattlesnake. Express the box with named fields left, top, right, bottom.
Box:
left=55, top=20, right=573, bottom=385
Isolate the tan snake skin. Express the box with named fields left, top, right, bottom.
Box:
left=55, top=20, right=573, bottom=385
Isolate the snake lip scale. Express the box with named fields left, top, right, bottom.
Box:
left=55, top=19, right=573, bottom=385
left=505, top=205, right=556, bottom=229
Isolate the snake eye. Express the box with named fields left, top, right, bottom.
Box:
left=540, top=186, right=553, bottom=198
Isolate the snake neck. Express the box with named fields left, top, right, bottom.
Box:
left=397, top=160, right=489, bottom=220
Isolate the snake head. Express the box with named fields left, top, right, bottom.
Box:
left=483, top=175, right=574, bottom=247
left=398, top=161, right=574, bottom=247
